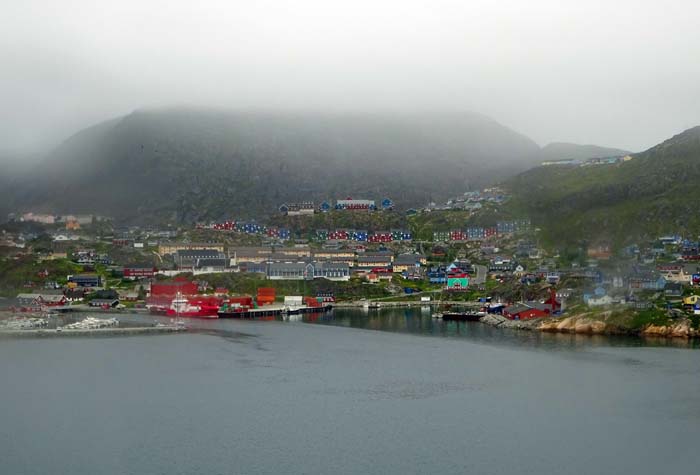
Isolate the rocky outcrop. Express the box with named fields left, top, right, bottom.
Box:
left=642, top=319, right=700, bottom=338
left=480, top=313, right=700, bottom=339
left=480, top=314, right=509, bottom=327
left=479, top=314, right=545, bottom=330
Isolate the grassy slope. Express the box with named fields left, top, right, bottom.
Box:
left=504, top=126, right=700, bottom=247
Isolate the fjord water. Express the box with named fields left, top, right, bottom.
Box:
left=2, top=309, right=698, bottom=475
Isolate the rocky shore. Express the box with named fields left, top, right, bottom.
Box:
left=479, top=313, right=700, bottom=339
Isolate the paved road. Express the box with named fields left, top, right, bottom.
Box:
left=473, top=264, right=487, bottom=284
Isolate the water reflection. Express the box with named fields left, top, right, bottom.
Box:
left=303, top=307, right=700, bottom=350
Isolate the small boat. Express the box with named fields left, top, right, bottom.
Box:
left=440, top=311, right=485, bottom=321
left=432, top=312, right=443, bottom=319
left=165, top=293, right=220, bottom=319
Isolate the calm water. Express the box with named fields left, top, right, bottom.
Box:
left=1, top=309, right=699, bottom=474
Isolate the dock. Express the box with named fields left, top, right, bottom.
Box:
left=218, top=303, right=332, bottom=318
left=334, top=301, right=482, bottom=309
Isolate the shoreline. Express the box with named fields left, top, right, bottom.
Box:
left=3, top=305, right=698, bottom=341
left=479, top=314, right=700, bottom=339
left=0, top=325, right=186, bottom=339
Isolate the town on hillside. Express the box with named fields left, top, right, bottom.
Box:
left=3, top=192, right=700, bottom=334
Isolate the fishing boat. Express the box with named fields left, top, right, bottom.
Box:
left=440, top=310, right=485, bottom=321
left=165, top=293, right=220, bottom=319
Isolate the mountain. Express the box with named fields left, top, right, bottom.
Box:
left=11, top=107, right=542, bottom=223
left=0, top=150, right=43, bottom=220
left=537, top=142, right=631, bottom=162
left=505, top=126, right=700, bottom=247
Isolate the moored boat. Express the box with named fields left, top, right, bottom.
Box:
left=440, top=311, right=485, bottom=321
left=165, top=294, right=221, bottom=319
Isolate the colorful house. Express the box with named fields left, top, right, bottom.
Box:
left=446, top=272, right=469, bottom=290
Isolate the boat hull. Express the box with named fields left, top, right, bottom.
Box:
left=440, top=312, right=482, bottom=321
left=165, top=311, right=219, bottom=319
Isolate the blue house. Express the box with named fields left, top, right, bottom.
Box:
left=629, top=273, right=666, bottom=291
left=427, top=266, right=447, bottom=284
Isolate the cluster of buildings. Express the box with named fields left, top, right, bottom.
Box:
left=334, top=198, right=378, bottom=211
left=540, top=155, right=633, bottom=167
left=278, top=198, right=395, bottom=216
left=198, top=219, right=415, bottom=243
left=16, top=213, right=101, bottom=230
left=433, top=220, right=531, bottom=242
left=153, top=243, right=429, bottom=282
left=200, top=221, right=292, bottom=240
left=13, top=273, right=108, bottom=310
left=315, top=229, right=412, bottom=242
left=424, top=187, right=508, bottom=212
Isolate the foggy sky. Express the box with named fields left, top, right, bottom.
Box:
left=3, top=0, right=700, bottom=158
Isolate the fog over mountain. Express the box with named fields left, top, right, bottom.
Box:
left=5, top=107, right=542, bottom=222
left=3, top=1, right=700, bottom=223
left=3, top=0, right=700, bottom=157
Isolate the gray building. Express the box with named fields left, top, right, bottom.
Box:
left=267, top=261, right=350, bottom=281
left=176, top=249, right=226, bottom=269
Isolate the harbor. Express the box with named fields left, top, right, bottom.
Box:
left=2, top=311, right=699, bottom=475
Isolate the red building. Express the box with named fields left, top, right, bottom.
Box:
left=257, top=288, right=276, bottom=306
left=328, top=230, right=349, bottom=240
left=502, top=304, right=548, bottom=320
left=369, top=231, right=393, bottom=243
left=515, top=308, right=549, bottom=319
left=450, top=230, right=466, bottom=242
left=543, top=288, right=562, bottom=313
left=150, top=280, right=198, bottom=297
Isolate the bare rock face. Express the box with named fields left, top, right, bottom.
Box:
left=486, top=313, right=699, bottom=339
left=642, top=319, right=699, bottom=338
left=538, top=319, right=560, bottom=332
left=670, top=321, right=690, bottom=338
left=574, top=320, right=593, bottom=334
left=590, top=321, right=609, bottom=334
left=538, top=316, right=621, bottom=335
left=642, top=324, right=669, bottom=337
left=556, top=317, right=577, bottom=333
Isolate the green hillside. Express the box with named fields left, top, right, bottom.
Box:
left=504, top=126, right=700, bottom=247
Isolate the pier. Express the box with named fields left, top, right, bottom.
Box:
left=218, top=303, right=332, bottom=318
left=333, top=300, right=482, bottom=309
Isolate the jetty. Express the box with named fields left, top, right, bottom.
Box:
left=334, top=300, right=482, bottom=309
left=218, top=303, right=333, bottom=318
